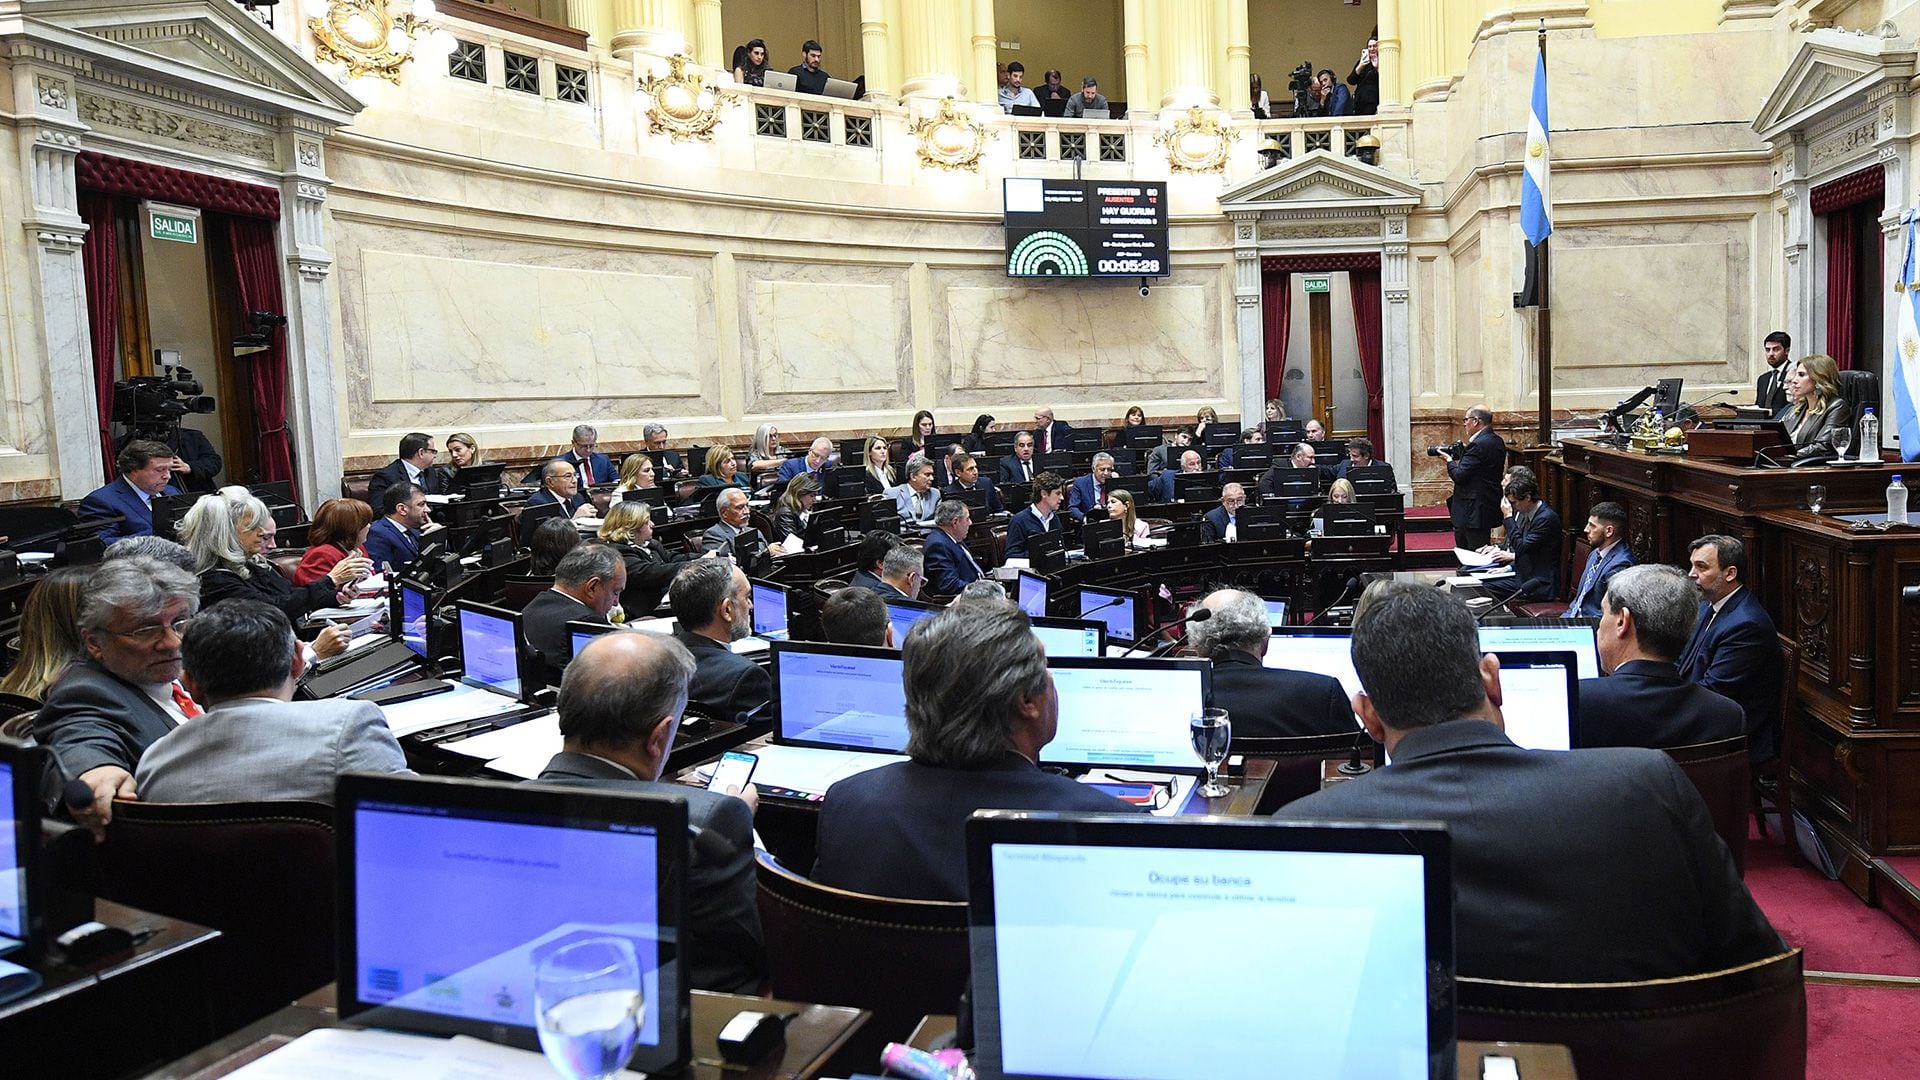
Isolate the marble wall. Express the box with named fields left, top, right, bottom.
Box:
left=0, top=121, right=56, bottom=501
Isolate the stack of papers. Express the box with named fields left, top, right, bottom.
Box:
left=439, top=714, right=561, bottom=779
left=378, top=683, right=525, bottom=738
left=307, top=596, right=386, bottom=621
left=224, top=1028, right=642, bottom=1079
left=739, top=744, right=900, bottom=797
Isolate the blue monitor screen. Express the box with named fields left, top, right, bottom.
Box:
left=570, top=625, right=612, bottom=662
left=1263, top=599, right=1289, bottom=628
left=1479, top=625, right=1599, bottom=679
left=1032, top=623, right=1103, bottom=659
left=0, top=761, right=20, bottom=948
left=1078, top=588, right=1137, bottom=643
left=776, top=648, right=910, bottom=752
left=459, top=607, right=521, bottom=699
left=1018, top=573, right=1048, bottom=618
left=1041, top=661, right=1207, bottom=769
left=886, top=601, right=938, bottom=648
left=400, top=583, right=429, bottom=658
left=752, top=582, right=789, bottom=639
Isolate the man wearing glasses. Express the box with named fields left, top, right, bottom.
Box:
left=34, top=557, right=202, bottom=832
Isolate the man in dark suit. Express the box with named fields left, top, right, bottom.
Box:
left=1437, top=406, right=1506, bottom=549
left=923, top=500, right=987, bottom=595
left=33, top=557, right=202, bottom=830
left=1480, top=473, right=1561, bottom=601
left=700, top=489, right=766, bottom=573
left=1332, top=436, right=1394, bottom=489
left=1152, top=449, right=1204, bottom=502
left=1680, top=535, right=1784, bottom=763
left=522, top=424, right=615, bottom=488
left=1276, top=580, right=1783, bottom=982
left=365, top=482, right=430, bottom=576
left=79, top=440, right=182, bottom=545
left=1031, top=406, right=1073, bottom=456
left=857, top=544, right=921, bottom=601
left=1005, top=473, right=1066, bottom=560
left=999, top=431, right=1039, bottom=486
left=820, top=587, right=894, bottom=647
left=944, top=453, right=1003, bottom=514
left=526, top=459, right=594, bottom=517
left=776, top=437, right=834, bottom=486
left=366, top=432, right=441, bottom=510
left=522, top=543, right=625, bottom=687
left=1579, top=565, right=1744, bottom=750
left=813, top=604, right=1136, bottom=900
left=1200, top=483, right=1247, bottom=543
left=114, top=425, right=222, bottom=494
left=533, top=630, right=765, bottom=992
left=644, top=422, right=686, bottom=481
left=1756, top=331, right=1791, bottom=414
left=1065, top=453, right=1116, bottom=521
left=668, top=559, right=771, bottom=724
left=1189, top=589, right=1354, bottom=738
left=1566, top=501, right=1634, bottom=618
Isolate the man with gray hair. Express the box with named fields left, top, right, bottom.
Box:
left=643, top=422, right=685, bottom=479
left=534, top=631, right=765, bottom=992
left=778, top=437, right=835, bottom=485
left=1066, top=451, right=1117, bottom=520
left=865, top=543, right=922, bottom=601
left=1578, top=564, right=1743, bottom=750
left=526, top=458, right=595, bottom=523
left=34, top=557, right=203, bottom=828
left=100, top=534, right=196, bottom=571
left=1277, top=580, right=1782, bottom=981
left=1188, top=589, right=1353, bottom=738
left=922, top=499, right=985, bottom=595
left=888, top=454, right=940, bottom=526
left=701, top=488, right=762, bottom=566
left=522, top=542, right=626, bottom=686
left=669, top=558, right=770, bottom=723
left=812, top=604, right=1135, bottom=900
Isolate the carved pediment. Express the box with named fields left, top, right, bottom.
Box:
left=1219, top=149, right=1423, bottom=216
left=1755, top=28, right=1916, bottom=139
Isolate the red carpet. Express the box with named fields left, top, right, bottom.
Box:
left=1405, top=530, right=1456, bottom=552
left=1743, top=827, right=1920, bottom=977
left=1807, top=984, right=1920, bottom=1079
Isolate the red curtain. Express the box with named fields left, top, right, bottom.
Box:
left=79, top=191, right=121, bottom=477
left=1262, top=272, right=1290, bottom=401
left=215, top=215, right=296, bottom=492
left=1826, top=206, right=1857, bottom=371
left=1349, top=267, right=1385, bottom=453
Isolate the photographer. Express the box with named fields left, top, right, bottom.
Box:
left=1288, top=61, right=1319, bottom=116
left=1348, top=34, right=1379, bottom=116
left=1432, top=406, right=1507, bottom=549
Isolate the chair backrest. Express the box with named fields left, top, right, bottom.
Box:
left=95, top=799, right=338, bottom=1032
left=500, top=575, right=549, bottom=612
left=1233, top=731, right=1371, bottom=814
left=1664, top=734, right=1751, bottom=873
left=1776, top=633, right=1800, bottom=753
left=755, top=851, right=969, bottom=1065
left=267, top=547, right=306, bottom=583
left=1837, top=369, right=1878, bottom=430
left=1457, top=949, right=1805, bottom=1080
left=1563, top=537, right=1593, bottom=601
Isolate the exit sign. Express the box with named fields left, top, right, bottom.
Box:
left=1303, top=276, right=1331, bottom=294
left=146, top=202, right=200, bottom=245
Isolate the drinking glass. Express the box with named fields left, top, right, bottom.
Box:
left=1834, top=428, right=1854, bottom=461
left=1189, top=708, right=1232, bottom=799
left=535, top=937, right=644, bottom=1080
left=1807, top=485, right=1826, bottom=515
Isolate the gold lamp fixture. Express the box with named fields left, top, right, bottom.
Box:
left=910, top=97, right=992, bottom=172
left=636, top=54, right=735, bottom=142
left=308, top=0, right=454, bottom=83
left=1154, top=105, right=1238, bottom=174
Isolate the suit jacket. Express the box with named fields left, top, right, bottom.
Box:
left=998, top=455, right=1038, bottom=487
left=364, top=516, right=423, bottom=576
left=615, top=539, right=689, bottom=617
left=535, top=752, right=765, bottom=993
left=1031, top=420, right=1073, bottom=455
left=921, top=528, right=984, bottom=595
left=35, top=660, right=180, bottom=788
left=135, top=696, right=409, bottom=803
left=1446, top=430, right=1507, bottom=531
left=113, top=427, right=221, bottom=493
left=1276, top=719, right=1784, bottom=981
left=1145, top=443, right=1180, bottom=476
left=1567, top=542, right=1635, bottom=619
left=813, top=751, right=1138, bottom=901
left=1004, top=506, right=1060, bottom=560
left=293, top=542, right=357, bottom=587
left=1066, top=474, right=1107, bottom=521
left=200, top=563, right=339, bottom=624
left=1150, top=469, right=1190, bottom=503
left=1209, top=651, right=1355, bottom=738
left=944, top=476, right=1003, bottom=515
left=889, top=483, right=940, bottom=525
left=856, top=578, right=911, bottom=601
left=79, top=477, right=180, bottom=545
left=522, top=452, right=615, bottom=487
left=776, top=457, right=832, bottom=486
left=1502, top=504, right=1563, bottom=601
left=1577, top=660, right=1745, bottom=750
left=1756, top=364, right=1790, bottom=414
left=1786, top=397, right=1854, bottom=457
left=1679, top=588, right=1783, bottom=762
left=525, top=486, right=587, bottom=515
left=1200, top=505, right=1237, bottom=543
left=522, top=589, right=602, bottom=685
left=366, top=459, right=440, bottom=510
left=673, top=627, right=771, bottom=724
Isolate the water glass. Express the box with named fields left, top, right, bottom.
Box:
left=1834, top=428, right=1854, bottom=461
left=535, top=937, right=644, bottom=1080
left=1189, top=708, right=1232, bottom=799
left=1807, top=485, right=1826, bottom=515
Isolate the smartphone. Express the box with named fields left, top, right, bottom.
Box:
left=707, top=750, right=758, bottom=793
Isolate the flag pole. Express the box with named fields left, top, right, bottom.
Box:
left=1535, top=19, right=1552, bottom=447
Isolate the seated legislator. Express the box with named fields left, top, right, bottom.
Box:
left=365, top=431, right=441, bottom=511
left=534, top=631, right=766, bottom=992
left=812, top=604, right=1136, bottom=900
left=0, top=565, right=88, bottom=703
left=944, top=452, right=1003, bottom=515
left=771, top=474, right=819, bottom=543
left=99, top=534, right=196, bottom=571
left=848, top=531, right=903, bottom=594
left=1566, top=500, right=1634, bottom=619
left=1276, top=580, right=1784, bottom=981
left=364, top=482, right=431, bottom=577
left=1258, top=443, right=1320, bottom=506
left=111, top=424, right=221, bottom=494
left=777, top=437, right=834, bottom=486
left=294, top=498, right=374, bottom=586
left=1188, top=590, right=1355, bottom=738
left=33, top=558, right=201, bottom=828
left=1151, top=448, right=1204, bottom=502
left=859, top=544, right=923, bottom=601
left=437, top=431, right=483, bottom=490
left=668, top=559, right=772, bottom=724
left=1781, top=353, right=1854, bottom=461
left=1147, top=427, right=1195, bottom=477
left=560, top=423, right=614, bottom=487
left=599, top=501, right=697, bottom=616
left=182, top=488, right=358, bottom=656
left=1031, top=406, right=1073, bottom=455
left=1311, top=479, right=1358, bottom=529
left=747, top=422, right=787, bottom=485
left=528, top=517, right=584, bottom=578
left=702, top=489, right=772, bottom=572
left=1480, top=473, right=1562, bottom=601
left=1578, top=565, right=1743, bottom=750
left=1106, top=489, right=1151, bottom=545
left=963, top=414, right=996, bottom=455
left=861, top=435, right=898, bottom=496
left=611, top=451, right=659, bottom=498
left=1201, top=483, right=1247, bottom=543
left=1005, top=473, right=1067, bottom=560
left=522, top=543, right=625, bottom=686
left=643, top=422, right=686, bottom=481
left=897, top=411, right=939, bottom=477
left=526, top=458, right=597, bottom=522
left=135, top=601, right=410, bottom=803
left=1066, top=453, right=1118, bottom=521
left=692, top=446, right=748, bottom=501
left=1215, top=427, right=1264, bottom=471
left=1681, top=534, right=1783, bottom=763
left=820, top=587, right=894, bottom=647
left=888, top=455, right=942, bottom=527
left=1332, top=436, right=1395, bottom=488
left=999, top=431, right=1039, bottom=486
left=923, top=499, right=987, bottom=595
left=79, top=440, right=181, bottom=545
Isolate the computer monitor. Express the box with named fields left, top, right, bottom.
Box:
left=1488, top=651, right=1579, bottom=752
left=1120, top=425, right=1162, bottom=450
left=1040, top=656, right=1211, bottom=771
left=1029, top=617, right=1106, bottom=659
left=1171, top=473, right=1220, bottom=504
left=1315, top=505, right=1377, bottom=537
left=1265, top=627, right=1360, bottom=699
left=514, top=499, right=564, bottom=547
left=885, top=598, right=940, bottom=647
left=965, top=812, right=1453, bottom=1080
left=1345, top=464, right=1396, bottom=496
left=828, top=468, right=869, bottom=502
left=1016, top=571, right=1049, bottom=618
left=1652, top=377, right=1685, bottom=418
left=1261, top=597, right=1289, bottom=628
left=454, top=601, right=533, bottom=702
left=0, top=737, right=44, bottom=960
left=1265, top=420, right=1306, bottom=444
left=1027, top=530, right=1070, bottom=575
left=621, top=486, right=669, bottom=508
left=335, top=774, right=691, bottom=1072
left=769, top=641, right=909, bottom=754
left=1201, top=422, right=1242, bottom=448
left=1263, top=467, right=1319, bottom=500
left=1081, top=518, right=1125, bottom=561
left=567, top=619, right=616, bottom=664
left=1478, top=623, right=1600, bottom=680
left=1041, top=97, right=1068, bottom=118
left=1077, top=585, right=1140, bottom=643
left=396, top=580, right=431, bottom=659
left=751, top=580, right=790, bottom=640
left=445, top=462, right=505, bottom=498
left=1231, top=445, right=1273, bottom=472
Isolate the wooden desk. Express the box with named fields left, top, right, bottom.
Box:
left=144, top=986, right=868, bottom=1080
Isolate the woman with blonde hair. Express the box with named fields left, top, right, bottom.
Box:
left=435, top=432, right=481, bottom=490
left=598, top=500, right=696, bottom=616
left=862, top=434, right=895, bottom=496
left=1264, top=399, right=1287, bottom=423
left=748, top=422, right=786, bottom=482
left=0, top=565, right=89, bottom=700
left=1783, top=353, right=1853, bottom=458
left=1105, top=489, right=1151, bottom=545
left=181, top=487, right=358, bottom=656
left=612, top=453, right=657, bottom=496
left=692, top=445, right=746, bottom=499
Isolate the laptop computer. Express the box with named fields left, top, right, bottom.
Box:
left=1041, top=98, right=1068, bottom=118
left=1082, top=108, right=1111, bottom=120
left=768, top=641, right=909, bottom=754
left=1487, top=650, right=1579, bottom=751
left=1010, top=104, right=1043, bottom=117
left=884, top=597, right=941, bottom=647
left=965, top=811, right=1454, bottom=1080
left=1265, top=626, right=1362, bottom=699
left=761, top=70, right=798, bottom=92
left=1040, top=655, right=1210, bottom=771
left=1479, top=623, right=1599, bottom=679
left=750, top=579, right=790, bottom=640
left=335, top=774, right=691, bottom=1073
left=0, top=737, right=46, bottom=962
left=823, top=77, right=860, bottom=100
left=453, top=601, right=539, bottom=703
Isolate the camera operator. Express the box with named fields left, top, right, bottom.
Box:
left=1432, top=406, right=1507, bottom=549
left=1348, top=34, right=1380, bottom=116
left=111, top=366, right=221, bottom=493
left=1288, top=61, right=1318, bottom=116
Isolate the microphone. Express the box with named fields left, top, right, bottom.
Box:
left=1336, top=730, right=1373, bottom=777
left=1078, top=595, right=1126, bottom=619
left=1304, top=577, right=1362, bottom=626
left=688, top=823, right=736, bottom=862
left=1121, top=607, right=1212, bottom=656
left=1471, top=581, right=1528, bottom=623
left=62, top=778, right=94, bottom=815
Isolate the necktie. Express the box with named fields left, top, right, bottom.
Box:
left=1572, top=552, right=1601, bottom=609
left=1043, top=429, right=1052, bottom=454
left=172, top=683, right=202, bottom=719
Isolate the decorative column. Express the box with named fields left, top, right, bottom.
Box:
left=1875, top=86, right=1908, bottom=421
left=1230, top=213, right=1264, bottom=419
left=1123, top=0, right=1154, bottom=116
left=1222, top=0, right=1250, bottom=115
left=1376, top=0, right=1401, bottom=110
left=1409, top=0, right=1448, bottom=102
left=970, top=0, right=997, bottom=108
left=899, top=0, right=968, bottom=99
left=1382, top=209, right=1413, bottom=491
left=610, top=0, right=693, bottom=61
left=1780, top=138, right=1812, bottom=370
left=691, top=0, right=723, bottom=70
left=859, top=0, right=895, bottom=98
left=279, top=125, right=346, bottom=505
left=1158, top=0, right=1218, bottom=109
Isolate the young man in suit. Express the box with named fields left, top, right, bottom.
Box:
left=1577, top=565, right=1744, bottom=750
left=365, top=482, right=431, bottom=576
left=1437, top=406, right=1506, bottom=549
left=1567, top=501, right=1635, bottom=619
left=923, top=500, right=987, bottom=595
left=668, top=559, right=771, bottom=724
left=79, top=440, right=181, bottom=545
left=1146, top=427, right=1194, bottom=476
left=1332, top=436, right=1394, bottom=489
left=1187, top=590, right=1353, bottom=738
left=521, top=543, right=625, bottom=687
left=1478, top=472, right=1561, bottom=601
left=1005, top=473, right=1066, bottom=560
left=1200, top=483, right=1247, bottom=543
left=366, top=431, right=440, bottom=510
left=1756, top=331, right=1792, bottom=414
left=1031, top=406, right=1072, bottom=455
left=1066, top=453, right=1117, bottom=521
left=1680, top=535, right=1784, bottom=764
left=534, top=630, right=766, bottom=992
left=999, top=431, right=1039, bottom=486
left=944, top=452, right=1003, bottom=514
left=135, top=601, right=410, bottom=803
left=1277, top=580, right=1783, bottom=982
left=812, top=603, right=1137, bottom=901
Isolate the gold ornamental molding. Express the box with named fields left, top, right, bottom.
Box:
left=1154, top=105, right=1239, bottom=174
left=910, top=97, right=992, bottom=172
left=637, top=54, right=736, bottom=142
left=309, top=0, right=451, bottom=83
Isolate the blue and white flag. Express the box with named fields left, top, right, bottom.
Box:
left=1894, top=209, right=1920, bottom=461
left=1517, top=42, right=1551, bottom=307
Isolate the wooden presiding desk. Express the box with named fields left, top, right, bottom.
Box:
left=1547, top=436, right=1920, bottom=905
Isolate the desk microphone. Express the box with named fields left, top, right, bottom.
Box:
left=1337, top=731, right=1374, bottom=777
left=62, top=778, right=94, bottom=816
left=688, top=823, right=736, bottom=862
left=1472, top=581, right=1527, bottom=624
left=1078, top=595, right=1127, bottom=619
left=1304, top=577, right=1362, bottom=625
left=1121, top=607, right=1211, bottom=656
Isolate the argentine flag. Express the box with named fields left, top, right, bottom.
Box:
left=1895, top=209, right=1920, bottom=461
left=1517, top=43, right=1551, bottom=307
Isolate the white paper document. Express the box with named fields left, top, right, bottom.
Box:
left=378, top=682, right=525, bottom=738
left=439, top=714, right=561, bottom=779
left=221, top=1028, right=641, bottom=1080
left=746, top=743, right=901, bottom=796
left=1453, top=547, right=1498, bottom=568
left=307, top=597, right=387, bottom=620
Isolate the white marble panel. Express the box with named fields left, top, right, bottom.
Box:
left=751, top=279, right=899, bottom=394
left=947, top=284, right=1214, bottom=390
left=1553, top=242, right=1730, bottom=373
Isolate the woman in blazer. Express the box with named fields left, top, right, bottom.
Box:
left=599, top=501, right=697, bottom=617
left=1783, top=353, right=1853, bottom=459
left=181, top=487, right=361, bottom=658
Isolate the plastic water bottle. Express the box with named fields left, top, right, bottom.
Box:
left=1860, top=407, right=1879, bottom=463
left=1891, top=474, right=1909, bottom=525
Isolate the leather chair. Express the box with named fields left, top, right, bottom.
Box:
left=755, top=851, right=970, bottom=1072
left=1514, top=536, right=1590, bottom=619
left=1457, top=949, right=1806, bottom=1080
left=1664, top=734, right=1751, bottom=874
left=1234, top=731, right=1371, bottom=814
left=1838, top=369, right=1879, bottom=448
left=267, top=547, right=306, bottom=584
left=1755, top=634, right=1801, bottom=847
left=501, top=575, right=550, bottom=612
left=95, top=799, right=338, bottom=1034
left=0, top=692, right=41, bottom=722
left=341, top=475, right=372, bottom=503
left=0, top=709, right=34, bottom=740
